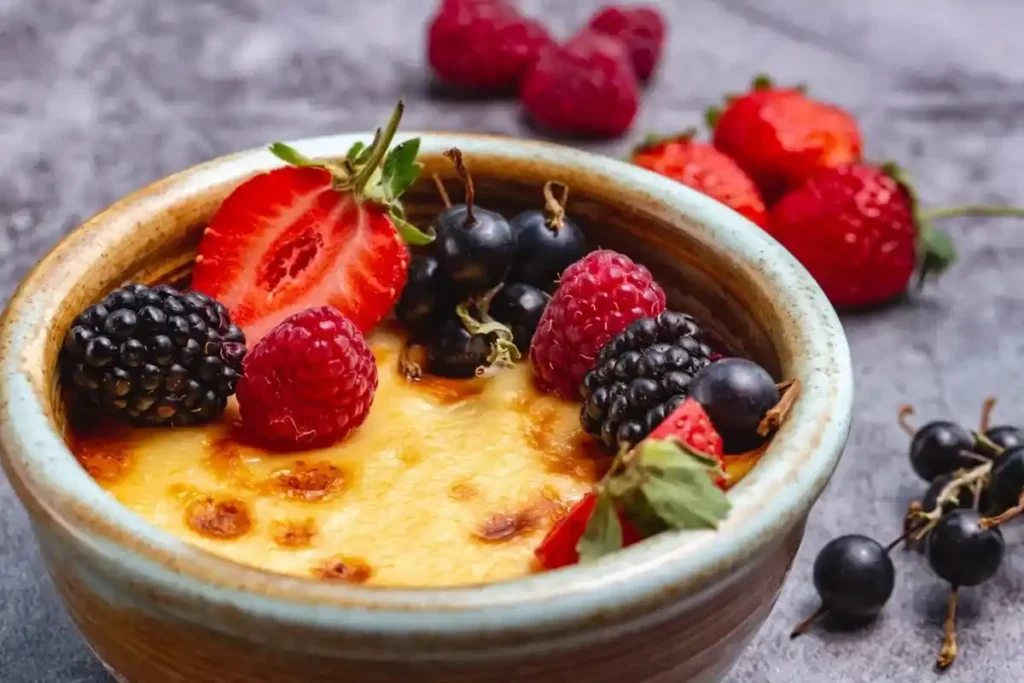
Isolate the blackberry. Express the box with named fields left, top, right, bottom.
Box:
left=61, top=283, right=247, bottom=427
left=580, top=311, right=713, bottom=451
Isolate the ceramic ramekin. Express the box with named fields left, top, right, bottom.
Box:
left=0, top=133, right=853, bottom=683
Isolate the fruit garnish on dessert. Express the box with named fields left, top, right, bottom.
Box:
left=60, top=283, right=247, bottom=426
left=191, top=100, right=432, bottom=344
left=531, top=249, right=667, bottom=399
left=631, top=131, right=768, bottom=228
left=60, top=115, right=796, bottom=588
left=432, top=148, right=518, bottom=301
left=706, top=75, right=863, bottom=202
left=507, top=181, right=589, bottom=293
left=236, top=306, right=377, bottom=451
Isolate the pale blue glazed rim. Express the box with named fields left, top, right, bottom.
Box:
left=0, top=133, right=854, bottom=646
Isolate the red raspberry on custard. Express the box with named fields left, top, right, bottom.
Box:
left=236, top=306, right=377, bottom=451
left=588, top=5, right=667, bottom=82
left=530, top=250, right=666, bottom=399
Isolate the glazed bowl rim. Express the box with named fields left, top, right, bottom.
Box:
left=0, top=131, right=853, bottom=638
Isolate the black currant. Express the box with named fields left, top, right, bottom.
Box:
left=984, top=425, right=1024, bottom=452
left=688, top=358, right=779, bottom=454
left=395, top=253, right=453, bottom=335
left=426, top=317, right=492, bottom=379
left=792, top=534, right=895, bottom=637
left=986, top=445, right=1024, bottom=514
left=432, top=148, right=516, bottom=300
left=926, top=510, right=1004, bottom=586
left=908, top=421, right=978, bottom=482
left=489, top=283, right=549, bottom=350
left=507, top=181, right=588, bottom=292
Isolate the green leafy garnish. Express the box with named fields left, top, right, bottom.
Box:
left=576, top=440, right=732, bottom=564
left=383, top=138, right=423, bottom=199
left=269, top=142, right=321, bottom=168
left=577, top=491, right=624, bottom=563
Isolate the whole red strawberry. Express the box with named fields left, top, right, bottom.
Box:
left=632, top=132, right=768, bottom=228
left=520, top=29, right=640, bottom=139
left=192, top=101, right=432, bottom=343
left=236, top=306, right=377, bottom=451
left=531, top=249, right=666, bottom=398
left=427, top=0, right=553, bottom=92
left=767, top=163, right=955, bottom=308
left=587, top=5, right=666, bottom=81
left=708, top=76, right=863, bottom=202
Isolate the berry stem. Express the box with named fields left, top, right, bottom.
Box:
left=433, top=173, right=452, bottom=209
left=922, top=205, right=1024, bottom=222
left=757, top=378, right=802, bottom=437
left=978, top=395, right=996, bottom=433
left=936, top=587, right=959, bottom=670
left=790, top=604, right=828, bottom=639
left=909, top=459, right=997, bottom=543
left=979, top=490, right=1024, bottom=529
left=351, top=100, right=406, bottom=195
left=897, top=404, right=917, bottom=437
left=399, top=342, right=427, bottom=381
left=444, top=148, right=475, bottom=224
left=543, top=181, right=570, bottom=232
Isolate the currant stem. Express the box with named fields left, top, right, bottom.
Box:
left=433, top=173, right=452, bottom=209
left=790, top=604, right=828, bottom=639
left=543, top=181, right=569, bottom=232
left=757, top=378, right=802, bottom=437
left=937, top=587, right=959, bottom=670
left=399, top=342, right=426, bottom=381
left=897, top=404, right=917, bottom=437
left=444, top=148, right=475, bottom=224
left=979, top=396, right=997, bottom=433
left=885, top=524, right=921, bottom=553
left=350, top=100, right=405, bottom=195
left=980, top=490, right=1024, bottom=529
left=922, top=206, right=1024, bottom=221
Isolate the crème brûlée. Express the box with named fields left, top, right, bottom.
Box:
left=68, top=327, right=761, bottom=588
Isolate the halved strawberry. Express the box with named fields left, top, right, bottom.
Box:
left=647, top=397, right=727, bottom=489
left=191, top=101, right=433, bottom=343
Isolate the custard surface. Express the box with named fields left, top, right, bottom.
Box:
left=71, top=329, right=605, bottom=587
left=70, top=328, right=762, bottom=587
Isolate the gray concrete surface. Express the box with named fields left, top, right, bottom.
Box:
left=3, top=0, right=1024, bottom=681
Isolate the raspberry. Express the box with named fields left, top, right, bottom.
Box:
left=530, top=250, right=666, bottom=399
left=236, top=306, right=377, bottom=451
left=587, top=5, right=666, bottom=81
left=520, top=29, right=640, bottom=138
left=427, top=0, right=553, bottom=92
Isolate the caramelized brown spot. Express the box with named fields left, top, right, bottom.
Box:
left=66, top=418, right=135, bottom=484
left=410, top=375, right=486, bottom=404
left=312, top=556, right=373, bottom=583
left=474, top=503, right=552, bottom=543
left=185, top=496, right=252, bottom=539
left=449, top=481, right=478, bottom=501
left=522, top=399, right=606, bottom=480
left=273, top=460, right=346, bottom=502
left=271, top=518, right=318, bottom=548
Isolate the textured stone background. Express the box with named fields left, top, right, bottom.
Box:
left=3, top=0, right=1024, bottom=681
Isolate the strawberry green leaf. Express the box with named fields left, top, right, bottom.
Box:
left=383, top=138, right=423, bottom=200
left=345, top=141, right=366, bottom=162
left=632, top=440, right=730, bottom=530
left=917, top=224, right=957, bottom=284
left=576, top=490, right=623, bottom=563
left=704, top=106, right=723, bottom=130
left=391, top=211, right=435, bottom=246
left=268, top=142, right=321, bottom=168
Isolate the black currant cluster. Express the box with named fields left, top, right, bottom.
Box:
left=395, top=148, right=588, bottom=378
left=581, top=313, right=781, bottom=452
left=792, top=399, right=1024, bottom=670
left=61, top=284, right=247, bottom=426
